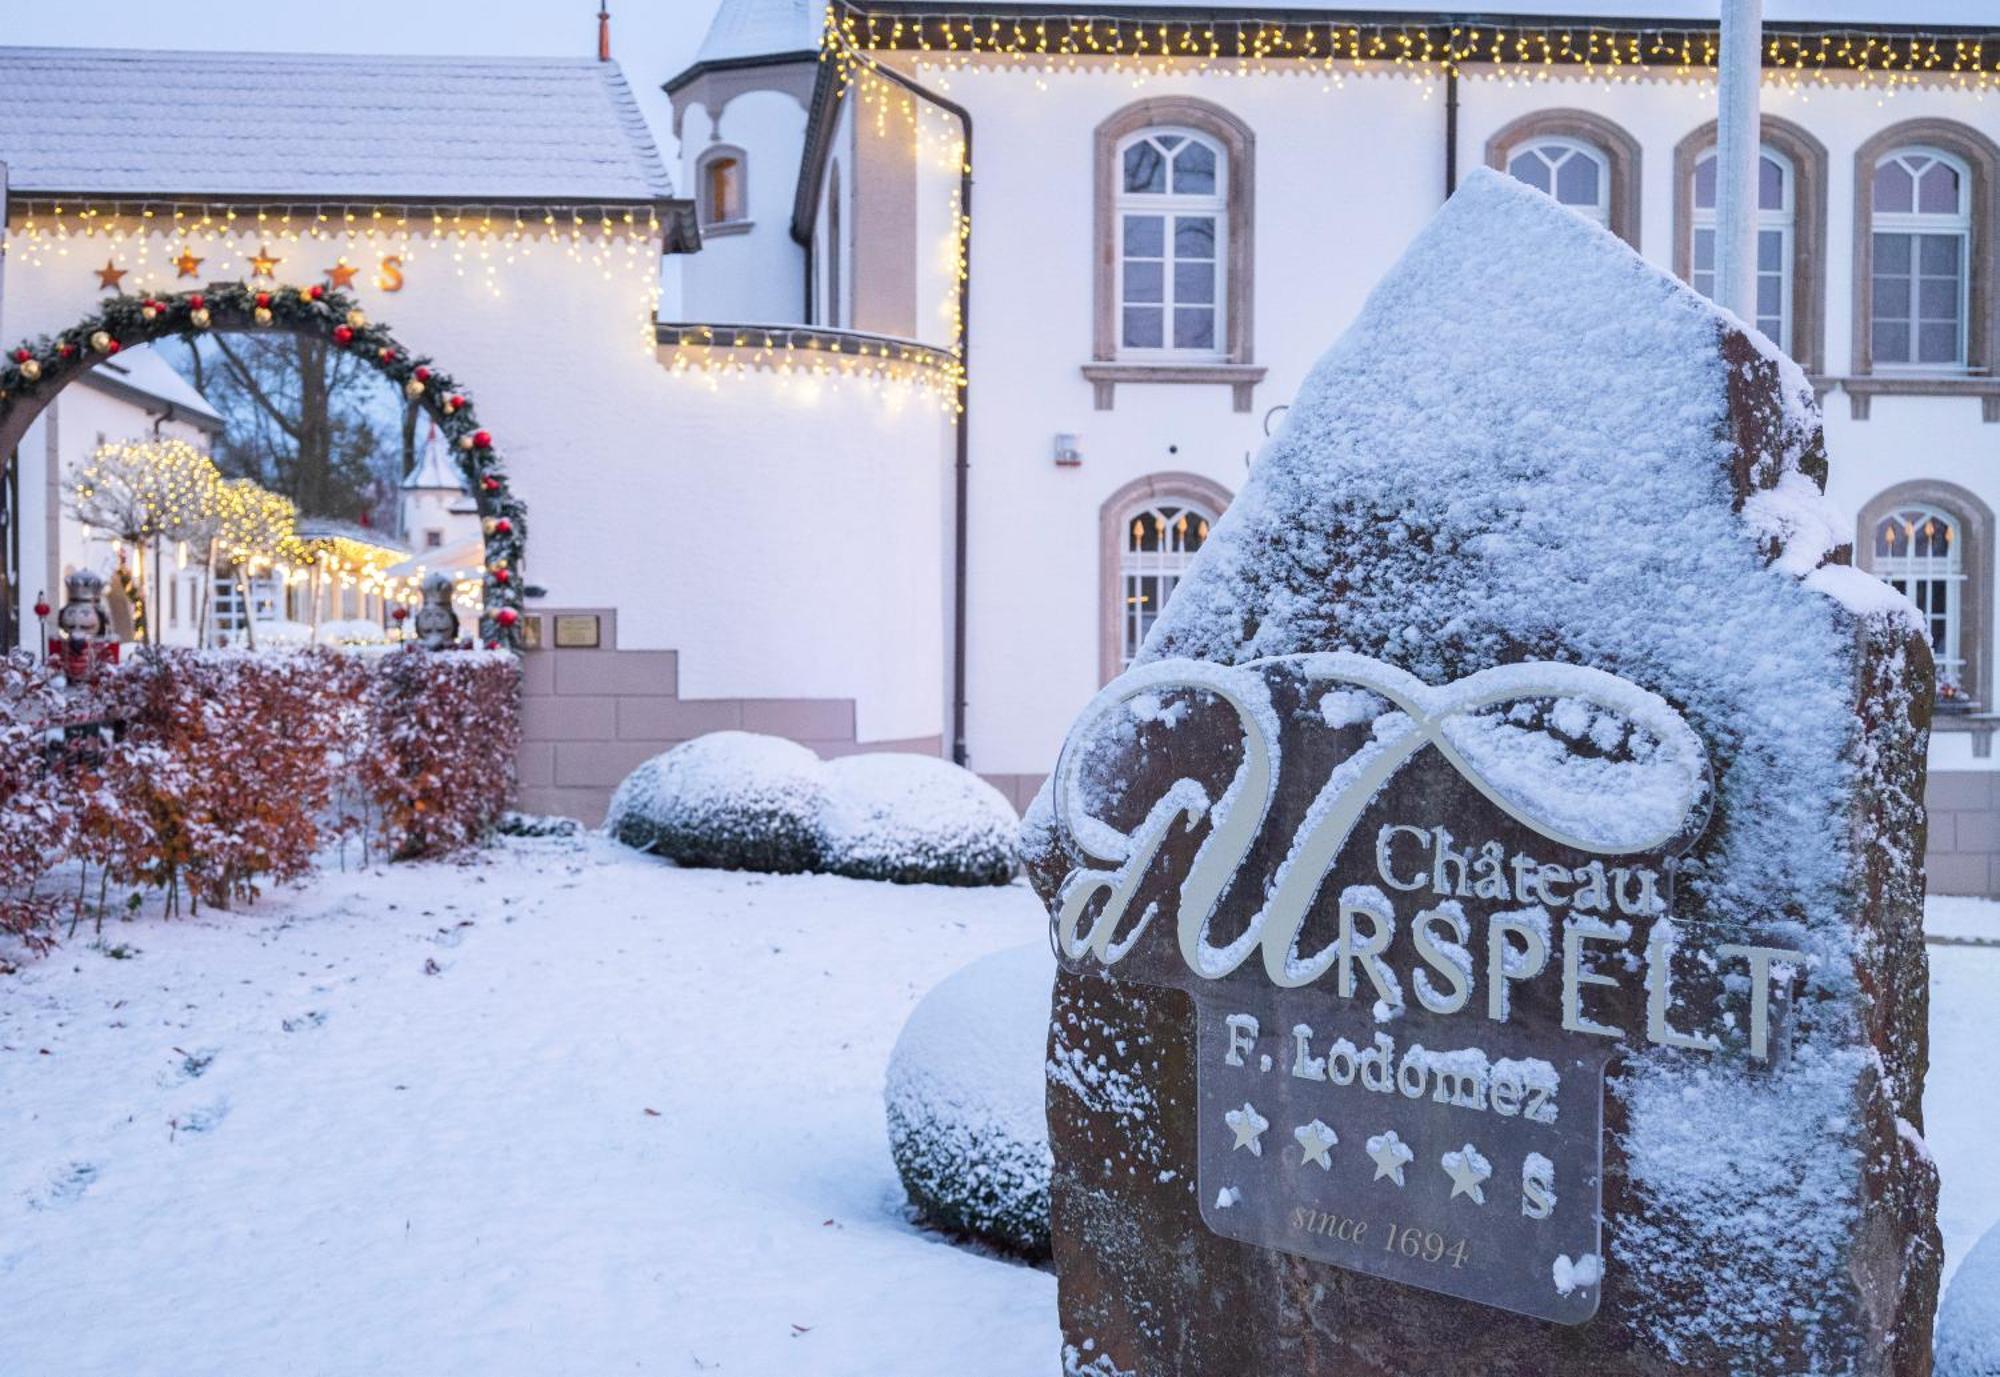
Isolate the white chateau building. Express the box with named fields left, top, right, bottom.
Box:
left=1, top=4, right=1996, bottom=894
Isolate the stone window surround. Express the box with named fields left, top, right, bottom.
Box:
left=1672, top=115, right=1830, bottom=377
left=695, top=142, right=752, bottom=237
left=1099, top=470, right=1235, bottom=685
left=1857, top=478, right=1995, bottom=713
left=1086, top=97, right=1265, bottom=413
left=1848, top=119, right=2000, bottom=422
left=1484, top=109, right=1643, bottom=249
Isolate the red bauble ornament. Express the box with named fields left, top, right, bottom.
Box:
left=414, top=366, right=432, bottom=382
left=255, top=292, right=272, bottom=308
left=307, top=284, right=325, bottom=301
left=491, top=567, right=511, bottom=584
left=480, top=476, right=501, bottom=493
left=495, top=608, right=519, bottom=628
left=378, top=347, right=397, bottom=364
left=473, top=430, right=493, bottom=449
left=492, top=517, right=513, bottom=536
left=332, top=325, right=354, bottom=346
left=58, top=344, right=76, bottom=359
left=33, top=599, right=50, bottom=619
left=391, top=606, right=408, bottom=623
left=105, top=340, right=121, bottom=354
left=188, top=294, right=206, bottom=310
left=11, top=348, right=28, bottom=364
left=446, top=394, right=466, bottom=412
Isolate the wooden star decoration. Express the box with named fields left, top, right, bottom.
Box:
left=249, top=245, right=283, bottom=278
left=94, top=259, right=128, bottom=291
left=324, top=260, right=360, bottom=290
left=173, top=248, right=205, bottom=279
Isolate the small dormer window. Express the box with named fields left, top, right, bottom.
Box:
left=426, top=529, right=444, bottom=550
left=699, top=148, right=748, bottom=229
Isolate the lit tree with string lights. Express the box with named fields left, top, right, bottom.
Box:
left=64, top=438, right=222, bottom=647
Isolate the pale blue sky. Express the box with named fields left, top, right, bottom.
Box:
left=0, top=0, right=726, bottom=162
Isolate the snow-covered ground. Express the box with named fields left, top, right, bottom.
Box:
left=1, top=836, right=1994, bottom=1374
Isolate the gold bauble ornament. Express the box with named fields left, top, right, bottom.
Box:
left=18, top=358, right=42, bottom=382
left=254, top=306, right=274, bottom=326
left=404, top=378, right=427, bottom=400
left=140, top=305, right=158, bottom=322
left=89, top=330, right=113, bottom=353
left=189, top=308, right=212, bottom=329
left=346, top=309, right=368, bottom=329
left=457, top=435, right=475, bottom=450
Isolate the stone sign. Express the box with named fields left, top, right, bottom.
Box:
left=1046, top=653, right=1804, bottom=1325
left=1027, top=170, right=1940, bottom=1377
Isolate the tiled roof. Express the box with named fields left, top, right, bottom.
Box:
left=0, top=48, right=672, bottom=203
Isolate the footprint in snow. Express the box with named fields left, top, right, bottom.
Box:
left=281, top=1010, right=327, bottom=1033
left=170, top=1097, right=230, bottom=1141
left=157, top=1046, right=219, bottom=1087
left=27, top=1161, right=99, bottom=1211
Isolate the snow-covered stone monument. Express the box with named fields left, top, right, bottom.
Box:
left=1025, top=169, right=1941, bottom=1375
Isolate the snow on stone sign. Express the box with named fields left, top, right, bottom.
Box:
left=1025, top=170, right=1941, bottom=1376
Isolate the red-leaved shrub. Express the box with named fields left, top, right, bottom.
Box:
left=0, top=646, right=519, bottom=951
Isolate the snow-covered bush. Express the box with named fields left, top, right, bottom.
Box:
left=608, top=734, right=1019, bottom=884
left=0, top=646, right=520, bottom=951
left=606, top=731, right=828, bottom=874
left=1937, top=1223, right=2000, bottom=1377
left=822, top=753, right=1017, bottom=886
left=358, top=649, right=520, bottom=861
left=885, top=943, right=1053, bottom=1259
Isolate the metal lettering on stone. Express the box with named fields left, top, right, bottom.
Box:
left=1044, top=653, right=1766, bottom=1325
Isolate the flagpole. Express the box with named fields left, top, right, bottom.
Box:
left=1714, top=0, right=1764, bottom=326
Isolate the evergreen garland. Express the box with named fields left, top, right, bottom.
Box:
left=0, top=282, right=529, bottom=650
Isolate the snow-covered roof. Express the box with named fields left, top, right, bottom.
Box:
left=839, top=0, right=1989, bottom=25
left=0, top=48, right=673, bottom=203
left=401, top=423, right=465, bottom=492
left=74, top=347, right=223, bottom=430
left=694, top=0, right=825, bottom=66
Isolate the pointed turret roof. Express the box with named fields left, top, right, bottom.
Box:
left=402, top=422, right=464, bottom=492
left=692, top=0, right=823, bottom=67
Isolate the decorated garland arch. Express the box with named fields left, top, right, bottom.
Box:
left=0, top=282, right=528, bottom=649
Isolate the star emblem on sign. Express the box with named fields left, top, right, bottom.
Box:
left=1366, top=1130, right=1414, bottom=1186
left=1294, top=1119, right=1338, bottom=1171
left=249, top=245, right=283, bottom=278
left=173, top=248, right=205, bottom=279
left=325, top=260, right=361, bottom=289
left=1225, top=1102, right=1270, bottom=1156
left=1442, top=1144, right=1493, bottom=1204
left=94, top=259, right=127, bottom=290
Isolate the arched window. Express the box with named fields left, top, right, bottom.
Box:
left=1874, top=505, right=1965, bottom=690
left=1690, top=148, right=1795, bottom=350
left=1485, top=110, right=1641, bottom=247
left=1099, top=472, right=1232, bottom=682
left=1089, top=99, right=1260, bottom=410
left=1115, top=129, right=1227, bottom=357
left=1506, top=138, right=1610, bottom=225
left=1870, top=147, right=1972, bottom=370
left=697, top=146, right=748, bottom=230
left=1120, top=502, right=1213, bottom=669
left=1861, top=482, right=1994, bottom=709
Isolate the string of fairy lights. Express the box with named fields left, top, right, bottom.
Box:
left=822, top=8, right=2000, bottom=99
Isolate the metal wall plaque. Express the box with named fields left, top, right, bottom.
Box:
left=1043, top=654, right=1796, bottom=1325
left=552, top=613, right=601, bottom=649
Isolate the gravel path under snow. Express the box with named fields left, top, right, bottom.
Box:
left=0, top=836, right=1993, bottom=1374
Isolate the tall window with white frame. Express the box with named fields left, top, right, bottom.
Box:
left=1120, top=502, right=1213, bottom=668
left=1871, top=147, right=1972, bottom=370
left=1117, top=129, right=1226, bottom=357
left=1692, top=148, right=1795, bottom=351
left=1874, top=505, right=1966, bottom=698
left=1505, top=138, right=1610, bottom=225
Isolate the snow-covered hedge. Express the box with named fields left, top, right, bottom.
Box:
left=607, top=734, right=1018, bottom=886
left=607, top=732, right=827, bottom=874
left=1937, top=1223, right=2000, bottom=1377
left=885, top=943, right=1053, bottom=1259
left=0, top=647, right=519, bottom=950
left=822, top=753, right=1017, bottom=886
